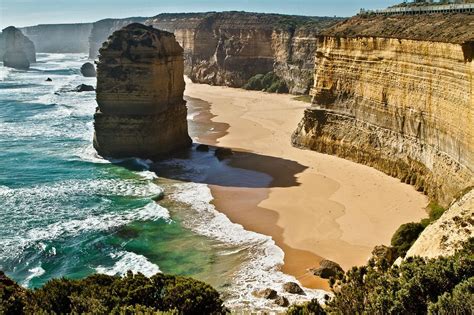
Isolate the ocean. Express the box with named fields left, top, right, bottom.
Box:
left=0, top=53, right=324, bottom=310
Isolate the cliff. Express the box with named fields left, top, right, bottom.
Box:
left=1, top=26, right=36, bottom=69
left=93, top=23, right=191, bottom=158
left=406, top=187, right=473, bottom=259
left=292, top=13, right=474, bottom=207
left=21, top=23, right=92, bottom=53
left=146, top=12, right=342, bottom=93
left=88, top=17, right=148, bottom=58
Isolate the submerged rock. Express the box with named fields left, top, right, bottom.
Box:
left=45, top=77, right=52, bottom=82
left=74, top=84, right=95, bottom=92
left=253, top=288, right=278, bottom=299
left=2, top=26, right=36, bottom=70
left=80, top=62, right=96, bottom=77
left=282, top=282, right=305, bottom=295
left=275, top=295, right=289, bottom=307
left=310, top=259, right=344, bottom=279
left=93, top=23, right=191, bottom=158
left=196, top=144, right=210, bottom=152
left=214, top=147, right=233, bottom=160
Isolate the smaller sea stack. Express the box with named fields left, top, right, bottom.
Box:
left=2, top=26, right=36, bottom=70
left=93, top=23, right=191, bottom=158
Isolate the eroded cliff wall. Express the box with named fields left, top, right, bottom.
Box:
left=87, top=12, right=340, bottom=94
left=292, top=14, right=474, bottom=207
left=21, top=23, right=92, bottom=53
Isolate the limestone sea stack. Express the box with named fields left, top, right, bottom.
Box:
left=1, top=26, right=36, bottom=69
left=93, top=23, right=191, bottom=158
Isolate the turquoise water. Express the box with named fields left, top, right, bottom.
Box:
left=0, top=53, right=324, bottom=310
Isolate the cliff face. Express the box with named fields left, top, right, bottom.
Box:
left=93, top=23, right=191, bottom=158
left=89, top=17, right=147, bottom=58
left=21, top=23, right=92, bottom=53
left=1, top=26, right=36, bottom=69
left=406, top=187, right=473, bottom=259
left=87, top=12, right=340, bottom=94
left=292, top=14, right=474, bottom=207
left=146, top=12, right=342, bottom=93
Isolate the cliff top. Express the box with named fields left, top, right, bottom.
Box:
left=322, top=13, right=474, bottom=44
left=100, top=23, right=183, bottom=56
left=147, top=11, right=344, bottom=32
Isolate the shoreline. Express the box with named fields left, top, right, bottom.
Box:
left=185, top=80, right=428, bottom=290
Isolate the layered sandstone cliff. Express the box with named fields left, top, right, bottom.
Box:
left=292, top=14, right=474, bottom=207
left=1, top=26, right=36, bottom=69
left=21, top=23, right=92, bottom=53
left=88, top=12, right=341, bottom=94
left=147, top=12, right=341, bottom=93
left=93, top=23, right=191, bottom=158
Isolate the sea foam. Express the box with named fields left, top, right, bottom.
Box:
left=170, top=183, right=327, bottom=310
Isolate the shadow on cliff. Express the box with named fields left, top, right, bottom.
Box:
left=146, top=144, right=307, bottom=189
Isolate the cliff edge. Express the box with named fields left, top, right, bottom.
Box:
left=292, top=13, right=473, bottom=256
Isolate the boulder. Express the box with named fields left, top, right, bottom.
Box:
left=74, top=84, right=95, bottom=92
left=2, top=26, right=36, bottom=69
left=214, top=147, right=233, bottom=160
left=253, top=288, right=278, bottom=299
left=282, top=282, right=305, bottom=295
left=45, top=77, right=52, bottom=82
left=371, top=245, right=397, bottom=265
left=93, top=23, right=191, bottom=158
left=80, top=62, right=96, bottom=77
left=196, top=144, right=210, bottom=152
left=310, top=259, right=344, bottom=279
left=274, top=295, right=289, bottom=307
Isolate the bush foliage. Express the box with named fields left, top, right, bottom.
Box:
left=243, top=72, right=289, bottom=93
left=0, top=271, right=227, bottom=314
left=390, top=222, right=425, bottom=257
left=287, top=239, right=473, bottom=315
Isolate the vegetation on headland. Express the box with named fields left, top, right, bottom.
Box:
left=287, top=238, right=473, bottom=314
left=244, top=72, right=289, bottom=93
left=391, top=202, right=446, bottom=257
left=0, top=271, right=227, bottom=314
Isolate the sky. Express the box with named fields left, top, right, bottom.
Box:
left=0, top=0, right=401, bottom=29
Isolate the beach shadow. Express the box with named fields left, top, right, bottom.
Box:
left=149, top=144, right=307, bottom=189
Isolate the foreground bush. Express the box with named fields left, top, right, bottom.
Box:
left=0, top=271, right=227, bottom=314
left=287, top=238, right=473, bottom=314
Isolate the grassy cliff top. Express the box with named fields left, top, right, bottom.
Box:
left=322, top=13, right=474, bottom=44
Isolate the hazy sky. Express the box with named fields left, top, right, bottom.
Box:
left=0, top=0, right=401, bottom=29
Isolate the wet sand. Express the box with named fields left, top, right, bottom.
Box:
left=184, top=80, right=428, bottom=289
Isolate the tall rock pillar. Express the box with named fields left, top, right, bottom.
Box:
left=93, top=23, right=191, bottom=158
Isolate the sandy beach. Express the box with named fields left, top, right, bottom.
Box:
left=184, top=80, right=428, bottom=289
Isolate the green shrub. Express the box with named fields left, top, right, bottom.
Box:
left=286, top=298, right=326, bottom=315
left=0, top=271, right=227, bottom=314
left=428, top=202, right=446, bottom=222
left=391, top=222, right=425, bottom=257
left=324, top=238, right=474, bottom=314
left=243, top=72, right=289, bottom=93
left=428, top=277, right=474, bottom=314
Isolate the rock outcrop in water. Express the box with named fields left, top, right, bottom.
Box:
left=1, top=26, right=36, bottom=69
left=93, top=23, right=191, bottom=158
left=80, top=62, right=96, bottom=77
left=291, top=14, right=474, bottom=258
